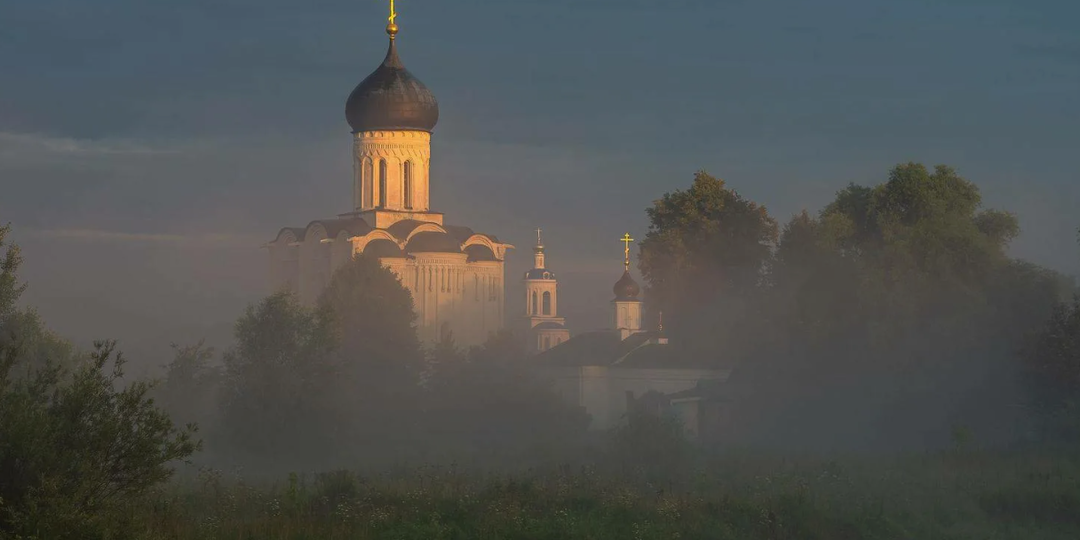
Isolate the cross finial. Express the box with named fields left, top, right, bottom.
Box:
left=658, top=311, right=664, bottom=332
left=536, top=227, right=542, bottom=246
left=619, top=233, right=634, bottom=270
left=386, top=0, right=399, bottom=37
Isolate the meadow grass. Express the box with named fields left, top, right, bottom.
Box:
left=129, top=449, right=1080, bottom=540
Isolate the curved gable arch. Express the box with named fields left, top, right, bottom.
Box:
left=462, top=234, right=505, bottom=260
left=275, top=228, right=301, bottom=245
left=303, top=221, right=329, bottom=243
left=403, top=222, right=448, bottom=244
left=352, top=229, right=402, bottom=255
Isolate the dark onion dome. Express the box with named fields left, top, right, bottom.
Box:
left=345, top=31, right=439, bottom=133
left=613, top=270, right=641, bottom=300
left=524, top=268, right=555, bottom=280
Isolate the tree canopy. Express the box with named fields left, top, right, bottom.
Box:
left=639, top=171, right=778, bottom=356
left=0, top=225, right=197, bottom=538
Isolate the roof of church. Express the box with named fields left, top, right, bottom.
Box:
left=534, top=330, right=713, bottom=370
left=345, top=36, right=439, bottom=133
left=613, top=270, right=641, bottom=300
left=406, top=231, right=463, bottom=253
left=534, top=321, right=567, bottom=330
left=271, top=218, right=502, bottom=257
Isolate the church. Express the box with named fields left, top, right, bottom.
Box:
left=521, top=230, right=571, bottom=354
left=265, top=13, right=512, bottom=347
left=531, top=236, right=732, bottom=436
left=264, top=5, right=730, bottom=435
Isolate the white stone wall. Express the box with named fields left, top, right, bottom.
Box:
left=543, top=366, right=728, bottom=430
left=352, top=130, right=431, bottom=212
left=377, top=254, right=504, bottom=347
left=613, top=300, right=643, bottom=339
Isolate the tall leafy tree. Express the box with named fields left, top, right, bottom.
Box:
left=0, top=224, right=76, bottom=376
left=738, top=163, right=1066, bottom=450
left=316, top=253, right=423, bottom=393
left=155, top=341, right=221, bottom=452
left=315, top=254, right=424, bottom=454
left=1022, top=296, right=1080, bottom=441
left=420, top=330, right=589, bottom=463
left=0, top=223, right=197, bottom=538
left=220, top=254, right=423, bottom=467
left=220, top=291, right=336, bottom=465
left=639, top=171, right=778, bottom=358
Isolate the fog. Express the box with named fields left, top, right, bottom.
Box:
left=2, top=2, right=1080, bottom=537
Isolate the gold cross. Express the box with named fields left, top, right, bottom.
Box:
left=619, top=233, right=634, bottom=270
left=536, top=227, right=542, bottom=246
left=388, top=0, right=397, bottom=24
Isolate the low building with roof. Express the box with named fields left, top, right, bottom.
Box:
left=265, top=14, right=512, bottom=347
left=533, top=236, right=731, bottom=431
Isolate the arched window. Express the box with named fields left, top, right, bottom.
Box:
left=363, top=159, right=374, bottom=208
left=474, top=275, right=479, bottom=301
left=542, top=291, right=552, bottom=316
left=531, top=291, right=538, bottom=315
left=403, top=160, right=413, bottom=209
left=378, top=159, right=388, bottom=207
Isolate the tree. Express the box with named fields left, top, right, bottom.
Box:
left=314, top=254, right=424, bottom=453
left=220, top=291, right=336, bottom=466
left=155, top=341, right=221, bottom=452
left=0, top=223, right=197, bottom=538
left=1023, top=295, right=1080, bottom=442
left=220, top=254, right=423, bottom=467
left=639, top=171, right=778, bottom=358
left=316, top=254, right=423, bottom=393
left=736, top=163, right=1063, bottom=450
left=0, top=224, right=77, bottom=377
left=0, top=224, right=25, bottom=321
left=419, top=330, right=589, bottom=464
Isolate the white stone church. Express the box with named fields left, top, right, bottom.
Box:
left=265, top=19, right=512, bottom=347
left=264, top=11, right=730, bottom=433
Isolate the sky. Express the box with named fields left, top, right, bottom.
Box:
left=1, top=0, right=1078, bottom=369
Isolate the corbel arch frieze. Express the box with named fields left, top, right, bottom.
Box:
left=356, top=146, right=431, bottom=159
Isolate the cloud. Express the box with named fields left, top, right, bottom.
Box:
left=27, top=228, right=263, bottom=248
left=0, top=132, right=188, bottom=157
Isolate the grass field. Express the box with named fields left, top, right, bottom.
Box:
left=128, top=449, right=1080, bottom=540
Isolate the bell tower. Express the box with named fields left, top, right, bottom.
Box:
left=613, top=233, right=643, bottom=340
left=523, top=228, right=570, bottom=353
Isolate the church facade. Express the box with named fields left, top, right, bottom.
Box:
left=265, top=18, right=512, bottom=347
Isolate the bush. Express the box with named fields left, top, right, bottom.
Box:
left=0, top=340, right=199, bottom=539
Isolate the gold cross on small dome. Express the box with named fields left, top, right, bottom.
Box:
left=619, top=233, right=634, bottom=270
